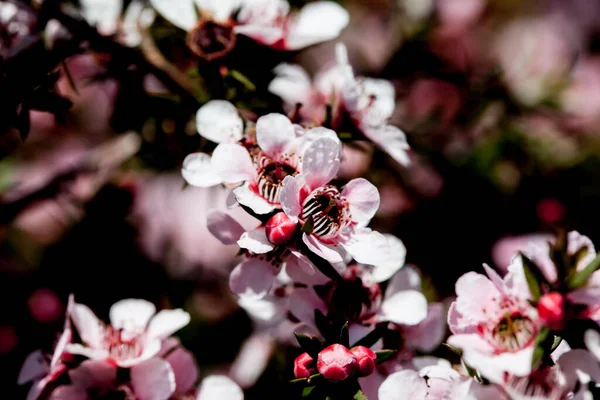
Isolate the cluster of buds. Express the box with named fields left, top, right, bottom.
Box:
left=294, top=344, right=377, bottom=381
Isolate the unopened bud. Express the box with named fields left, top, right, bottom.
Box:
left=351, top=346, right=376, bottom=376
left=538, top=292, right=565, bottom=330
left=317, top=344, right=358, bottom=381
left=294, top=352, right=316, bottom=379
left=265, top=212, right=297, bottom=245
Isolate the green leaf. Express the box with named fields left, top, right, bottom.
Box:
left=531, top=327, right=551, bottom=369
left=295, top=333, right=323, bottom=359
left=230, top=70, right=256, bottom=91
left=571, top=246, right=590, bottom=269
left=375, top=350, right=396, bottom=364
left=302, top=386, right=316, bottom=397
left=340, top=322, right=349, bottom=347
left=463, top=360, right=482, bottom=383
left=520, top=253, right=544, bottom=301
left=550, top=336, right=563, bottom=353
left=301, top=216, right=314, bottom=234
left=442, top=343, right=462, bottom=356
left=567, top=252, right=600, bottom=290
left=354, top=390, right=368, bottom=400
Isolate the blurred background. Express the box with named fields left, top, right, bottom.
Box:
left=5, top=0, right=600, bottom=397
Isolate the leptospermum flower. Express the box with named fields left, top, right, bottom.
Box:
left=149, top=0, right=349, bottom=60
left=269, top=44, right=411, bottom=166
left=447, top=265, right=542, bottom=383
left=67, top=298, right=190, bottom=367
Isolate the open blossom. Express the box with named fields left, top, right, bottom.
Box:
left=149, top=0, right=349, bottom=60
left=269, top=44, right=410, bottom=166
left=67, top=298, right=190, bottom=368
left=447, top=265, right=542, bottom=383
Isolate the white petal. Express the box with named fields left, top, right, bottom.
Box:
left=18, top=350, right=48, bottom=385
left=234, top=24, right=284, bottom=46
left=284, top=1, right=350, bottom=50
left=363, top=125, right=410, bottom=166
left=195, top=0, right=240, bottom=22
left=197, top=375, right=243, bottom=400
left=182, top=153, right=224, bottom=187
left=301, top=137, right=342, bottom=187
left=196, top=100, right=244, bottom=143
left=80, top=0, right=123, bottom=36
left=385, top=265, right=422, bottom=297
left=378, top=370, right=428, bottom=400
left=147, top=309, right=191, bottom=340
left=212, top=144, right=256, bottom=184
left=131, top=358, right=176, bottom=400
left=342, top=178, right=380, bottom=223
left=117, top=338, right=162, bottom=368
left=280, top=175, right=305, bottom=221
left=71, top=303, right=104, bottom=348
left=238, top=296, right=286, bottom=324
left=369, top=235, right=407, bottom=283
left=150, top=0, right=197, bottom=31
left=256, top=113, right=296, bottom=157
left=303, top=233, right=344, bottom=263
left=109, top=299, right=156, bottom=331
left=51, top=327, right=71, bottom=368
left=559, top=349, right=600, bottom=390
left=380, top=290, right=428, bottom=325
left=230, top=258, right=277, bottom=299
left=362, top=78, right=396, bottom=124
left=289, top=287, right=326, bottom=326
left=233, top=184, right=277, bottom=215
left=585, top=330, right=600, bottom=361
left=285, top=254, right=329, bottom=285
left=237, top=228, right=274, bottom=254
left=122, top=1, right=156, bottom=47
left=268, top=63, right=313, bottom=109
left=65, top=343, right=108, bottom=360
left=230, top=334, right=274, bottom=389
left=206, top=210, right=246, bottom=245
left=341, top=229, right=390, bottom=267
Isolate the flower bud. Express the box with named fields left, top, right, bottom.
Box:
left=317, top=344, right=358, bottom=381
left=351, top=346, right=376, bottom=376
left=538, top=292, right=565, bottom=330
left=294, top=352, right=316, bottom=379
left=265, top=212, right=297, bottom=245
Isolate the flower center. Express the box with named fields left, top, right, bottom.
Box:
left=486, top=313, right=537, bottom=352
left=187, top=19, right=236, bottom=61
left=104, top=326, right=144, bottom=362
left=301, top=186, right=349, bottom=240
left=256, top=158, right=296, bottom=204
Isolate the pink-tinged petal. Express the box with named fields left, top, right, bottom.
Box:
left=51, top=327, right=71, bottom=368
left=233, top=184, right=277, bottom=215
left=404, top=303, right=446, bottom=352
left=369, top=235, right=406, bottom=283
left=585, top=330, right=600, bottom=361
left=109, top=299, right=156, bottom=331
left=385, top=265, right=422, bottom=297
left=147, top=309, right=190, bottom=340
left=212, top=144, right=256, bottom=184
left=230, top=334, right=274, bottom=389
left=117, top=338, right=162, bottom=368
left=378, top=370, right=428, bottom=400
left=362, top=79, right=396, bottom=122
left=237, top=228, right=274, bottom=254
left=559, top=348, right=600, bottom=390
left=230, top=259, right=277, bottom=299
left=182, top=153, right=223, bottom=187
left=454, top=272, right=501, bottom=323
left=238, top=296, right=287, bottom=324
left=301, top=137, right=342, bottom=188
left=234, top=24, right=284, bottom=46
left=48, top=384, right=88, bottom=400
left=195, top=100, right=243, bottom=143
left=289, top=287, right=327, bottom=326
left=342, top=178, right=380, bottom=223
left=482, top=263, right=506, bottom=293
left=447, top=302, right=476, bottom=335
left=80, top=0, right=122, bottom=36
left=380, top=290, right=428, bottom=325
left=360, top=372, right=386, bottom=400
left=65, top=343, right=108, bottom=360
left=280, top=175, right=305, bottom=221
left=284, top=2, right=350, bottom=50
left=18, top=350, right=48, bottom=385
left=68, top=360, right=117, bottom=390
left=197, top=375, right=243, bottom=400
left=165, top=346, right=199, bottom=394
left=71, top=303, right=104, bottom=348
left=303, top=233, right=344, bottom=264
left=285, top=254, right=329, bottom=285
left=256, top=113, right=296, bottom=157
left=568, top=286, right=600, bottom=305
left=268, top=63, right=313, bottom=109
left=300, top=127, right=341, bottom=153
left=131, top=358, right=176, bottom=400
left=195, top=0, right=240, bottom=22
left=206, top=210, right=246, bottom=245
left=362, top=125, right=410, bottom=167
left=341, top=229, right=389, bottom=267
left=149, top=0, right=197, bottom=31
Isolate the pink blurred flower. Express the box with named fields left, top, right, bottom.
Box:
left=0, top=325, right=17, bottom=354
left=402, top=79, right=463, bottom=126
left=560, top=56, right=600, bottom=130
left=28, top=288, right=63, bottom=323
left=436, top=0, right=486, bottom=34
left=492, top=233, right=553, bottom=272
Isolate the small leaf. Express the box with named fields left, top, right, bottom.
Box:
left=340, top=322, right=349, bottom=348
left=301, top=216, right=314, bottom=234
left=571, top=246, right=590, bottom=269
left=375, top=350, right=396, bottom=364
left=230, top=70, right=256, bottom=91
left=550, top=336, right=563, bottom=353
left=520, top=253, right=543, bottom=301
left=463, top=360, right=482, bottom=383
left=354, top=390, right=368, bottom=400
left=302, top=386, right=316, bottom=397
left=442, top=343, right=462, bottom=356
left=531, top=328, right=551, bottom=369
left=307, top=374, right=323, bottom=385
left=567, top=252, right=600, bottom=290
left=295, top=333, right=323, bottom=359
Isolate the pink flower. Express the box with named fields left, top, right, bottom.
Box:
left=447, top=265, right=542, bottom=382
left=67, top=298, right=190, bottom=368
left=537, top=292, right=565, bottom=331
left=269, top=44, right=410, bottom=166
left=317, top=344, right=358, bottom=381
left=149, top=0, right=349, bottom=59
left=351, top=346, right=376, bottom=377
left=265, top=211, right=297, bottom=245
left=294, top=352, right=316, bottom=378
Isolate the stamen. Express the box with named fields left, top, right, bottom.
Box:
left=301, top=187, right=349, bottom=240
left=255, top=156, right=296, bottom=204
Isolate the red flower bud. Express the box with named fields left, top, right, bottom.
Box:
left=538, top=292, right=565, bottom=330
left=265, top=212, right=297, bottom=245
left=351, top=346, right=376, bottom=377
left=294, top=352, right=316, bottom=379
left=317, top=344, right=358, bottom=381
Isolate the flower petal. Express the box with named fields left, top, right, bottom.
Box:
left=68, top=360, right=117, bottom=389
left=147, top=309, right=190, bottom=340
left=197, top=375, right=244, bottom=400
left=182, top=153, right=224, bottom=187
left=342, top=178, right=380, bottom=223
left=384, top=265, right=422, bottom=297
left=280, top=175, right=306, bottom=221
left=369, top=234, right=407, bottom=283
left=303, top=233, right=344, bottom=264
left=150, top=0, right=197, bottom=31
left=18, top=350, right=48, bottom=385
left=301, top=137, right=342, bottom=188
left=212, top=144, right=256, bottom=184
left=363, top=125, right=410, bottom=166
left=380, top=290, right=428, bottom=325
left=230, top=334, right=274, bottom=389
left=585, top=330, right=600, bottom=361
left=284, top=1, right=350, bottom=50
left=194, top=0, right=240, bottom=22
left=206, top=210, right=246, bottom=245
left=71, top=303, right=104, bottom=348
left=230, top=258, right=277, bottom=299
left=233, top=184, right=277, bottom=215
left=378, top=370, right=428, bottom=400
left=403, top=303, right=446, bottom=352
left=256, top=113, right=296, bottom=157
left=237, top=228, right=274, bottom=254
left=165, top=346, right=199, bottom=394
left=65, top=343, right=108, bottom=360
left=289, top=287, right=327, bottom=326
left=80, top=0, right=123, bottom=36
left=268, top=63, right=313, bottom=109
left=238, top=296, right=286, bottom=324
left=196, top=100, right=244, bottom=143
left=341, top=229, right=390, bottom=267
left=109, top=299, right=156, bottom=332
left=131, top=358, right=176, bottom=400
